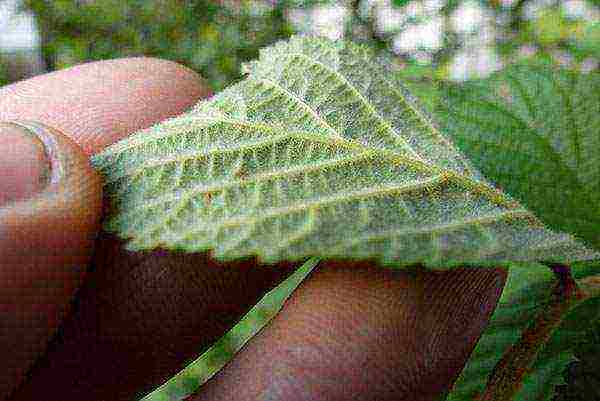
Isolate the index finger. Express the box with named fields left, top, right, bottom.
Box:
left=0, top=57, right=211, bottom=156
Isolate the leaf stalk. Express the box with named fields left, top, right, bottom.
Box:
left=479, top=263, right=586, bottom=401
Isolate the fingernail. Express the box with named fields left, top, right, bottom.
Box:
left=0, top=121, right=56, bottom=207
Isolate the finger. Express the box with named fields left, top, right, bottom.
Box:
left=1, top=60, right=300, bottom=401
left=0, top=57, right=210, bottom=156
left=190, top=262, right=507, bottom=401
left=0, top=121, right=102, bottom=399
left=0, top=58, right=207, bottom=398
left=9, top=243, right=298, bottom=401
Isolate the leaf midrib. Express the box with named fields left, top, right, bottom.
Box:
left=104, top=112, right=523, bottom=216
left=247, top=52, right=530, bottom=209
left=127, top=169, right=450, bottom=238
left=115, top=149, right=380, bottom=220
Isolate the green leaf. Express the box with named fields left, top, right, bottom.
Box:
left=438, top=62, right=600, bottom=253
left=91, top=35, right=598, bottom=267
left=525, top=297, right=600, bottom=401
left=392, top=0, right=411, bottom=8
left=550, top=259, right=600, bottom=401
left=553, top=318, right=600, bottom=401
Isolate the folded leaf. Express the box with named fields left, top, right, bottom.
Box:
left=91, top=35, right=599, bottom=267
left=439, top=62, right=600, bottom=252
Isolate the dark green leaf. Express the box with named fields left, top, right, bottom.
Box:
left=439, top=62, right=600, bottom=252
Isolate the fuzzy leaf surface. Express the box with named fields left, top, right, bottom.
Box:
left=91, top=36, right=598, bottom=266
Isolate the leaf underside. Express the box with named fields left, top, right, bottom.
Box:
left=91, top=35, right=598, bottom=267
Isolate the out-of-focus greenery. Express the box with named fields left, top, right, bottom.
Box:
left=0, top=63, right=7, bottom=86
left=22, top=0, right=296, bottom=91
left=6, top=0, right=599, bottom=93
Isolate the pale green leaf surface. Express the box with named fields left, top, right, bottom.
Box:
left=91, top=35, right=598, bottom=267
left=439, top=63, right=600, bottom=252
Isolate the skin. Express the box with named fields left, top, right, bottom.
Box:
left=0, top=58, right=507, bottom=401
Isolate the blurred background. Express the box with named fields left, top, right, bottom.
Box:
left=1, top=0, right=598, bottom=400
left=1, top=0, right=599, bottom=91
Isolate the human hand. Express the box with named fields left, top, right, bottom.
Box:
left=0, top=58, right=506, bottom=401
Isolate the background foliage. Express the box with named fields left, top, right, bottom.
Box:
left=22, top=0, right=294, bottom=91
left=1, top=1, right=598, bottom=400
left=2, top=0, right=598, bottom=91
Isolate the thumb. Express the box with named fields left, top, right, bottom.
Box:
left=0, top=121, right=102, bottom=398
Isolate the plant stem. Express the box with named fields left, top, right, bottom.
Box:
left=578, top=273, right=600, bottom=299
left=479, top=263, right=585, bottom=401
